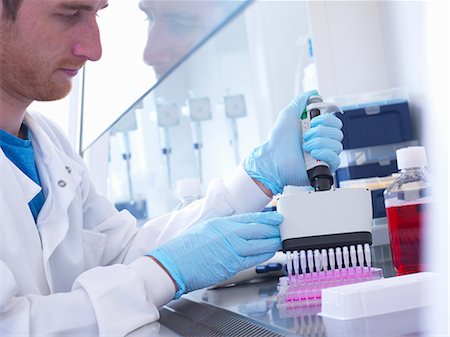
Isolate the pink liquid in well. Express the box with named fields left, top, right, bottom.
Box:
left=278, top=267, right=382, bottom=304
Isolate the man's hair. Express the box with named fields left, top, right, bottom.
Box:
left=2, top=0, right=23, bottom=21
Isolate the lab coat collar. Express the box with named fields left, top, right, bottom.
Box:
left=25, top=113, right=80, bottom=168
left=0, top=148, right=42, bottom=204
left=24, top=113, right=83, bottom=189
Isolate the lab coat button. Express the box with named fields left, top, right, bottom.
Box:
left=65, top=166, right=72, bottom=174
left=58, top=180, right=67, bottom=188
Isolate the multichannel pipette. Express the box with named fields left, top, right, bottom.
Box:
left=276, top=95, right=379, bottom=306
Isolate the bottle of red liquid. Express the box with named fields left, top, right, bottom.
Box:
left=384, top=146, right=431, bottom=275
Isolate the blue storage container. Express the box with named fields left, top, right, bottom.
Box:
left=335, top=140, right=418, bottom=186
left=336, top=160, right=398, bottom=185
left=337, top=101, right=413, bottom=149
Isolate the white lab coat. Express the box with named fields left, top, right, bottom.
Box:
left=0, top=112, right=270, bottom=336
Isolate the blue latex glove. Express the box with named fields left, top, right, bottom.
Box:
left=243, top=90, right=343, bottom=195
left=148, top=211, right=282, bottom=298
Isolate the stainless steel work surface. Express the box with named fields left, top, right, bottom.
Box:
left=127, top=253, right=429, bottom=336
left=162, top=278, right=429, bottom=337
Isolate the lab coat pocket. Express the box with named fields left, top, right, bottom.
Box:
left=82, top=229, right=107, bottom=268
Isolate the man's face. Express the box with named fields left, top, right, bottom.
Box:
left=139, top=0, right=235, bottom=78
left=0, top=0, right=108, bottom=103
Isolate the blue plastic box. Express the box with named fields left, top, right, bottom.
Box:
left=336, top=160, right=398, bottom=185
left=335, top=140, right=418, bottom=186
left=336, top=101, right=413, bottom=149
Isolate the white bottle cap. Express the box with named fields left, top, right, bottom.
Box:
left=396, top=146, right=427, bottom=170
left=176, top=178, right=201, bottom=199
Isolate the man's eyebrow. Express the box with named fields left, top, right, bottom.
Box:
left=58, top=1, right=109, bottom=11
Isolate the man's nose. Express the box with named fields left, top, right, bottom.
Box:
left=142, top=25, right=173, bottom=66
left=72, top=20, right=102, bottom=61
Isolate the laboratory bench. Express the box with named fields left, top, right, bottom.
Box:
left=127, top=257, right=430, bottom=337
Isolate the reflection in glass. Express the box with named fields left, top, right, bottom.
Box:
left=82, top=0, right=153, bottom=151
left=99, top=6, right=258, bottom=221
left=109, top=110, right=149, bottom=220
left=82, top=0, right=248, bottom=150
left=140, top=0, right=247, bottom=79
left=84, top=0, right=312, bottom=222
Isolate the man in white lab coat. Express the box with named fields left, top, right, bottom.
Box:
left=0, top=0, right=343, bottom=336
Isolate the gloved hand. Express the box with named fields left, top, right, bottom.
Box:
left=243, top=90, right=343, bottom=195
left=148, top=211, right=282, bottom=298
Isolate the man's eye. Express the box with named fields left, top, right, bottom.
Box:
left=168, top=20, right=200, bottom=35
left=58, top=11, right=81, bottom=20
left=171, top=17, right=197, bottom=29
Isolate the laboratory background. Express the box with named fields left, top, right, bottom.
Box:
left=30, top=1, right=449, bottom=336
